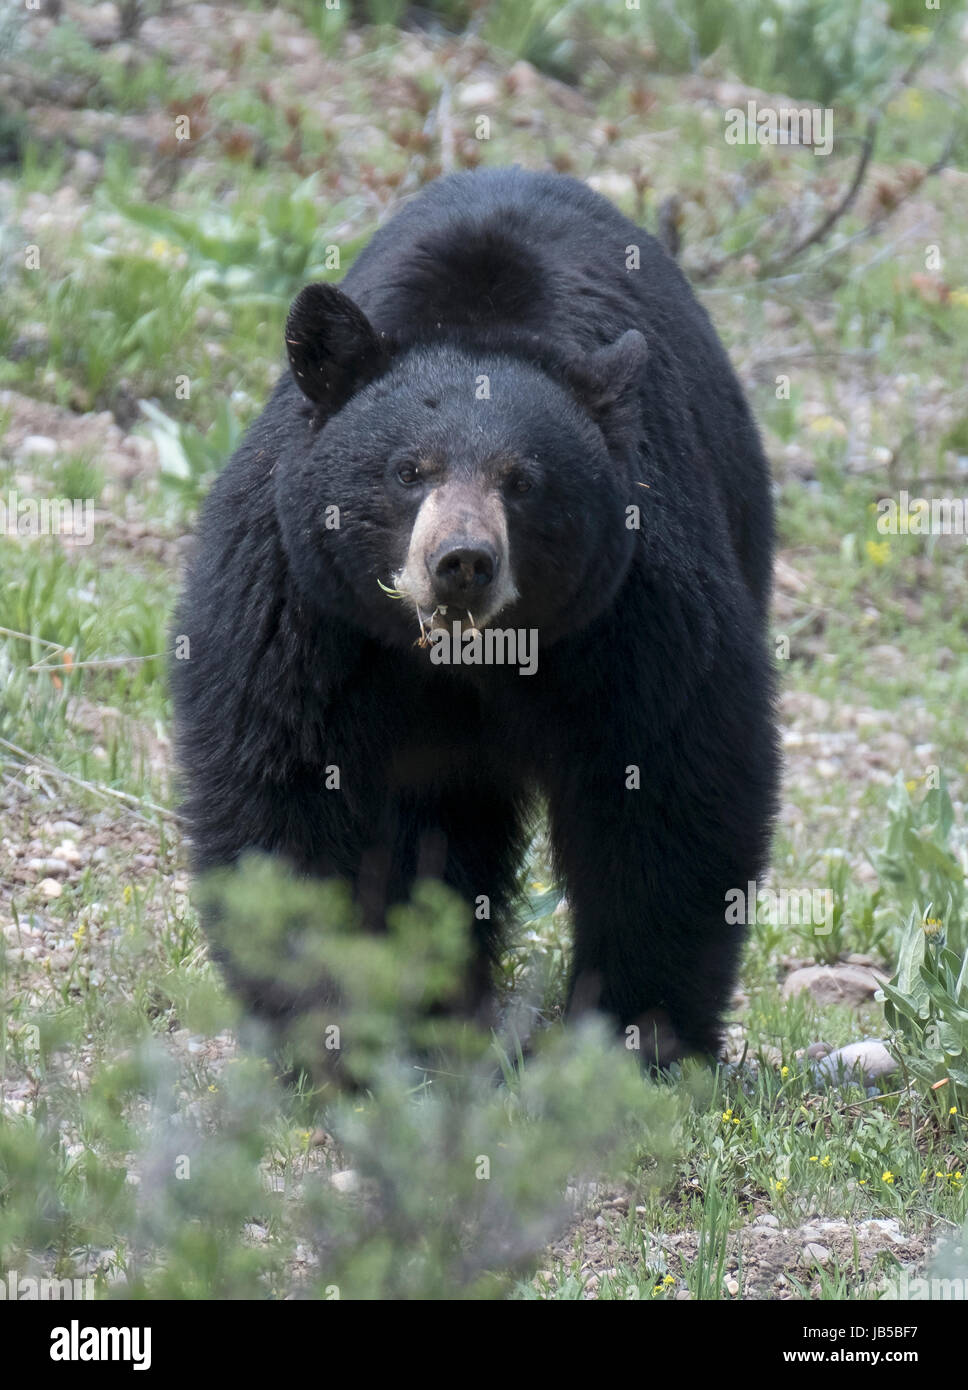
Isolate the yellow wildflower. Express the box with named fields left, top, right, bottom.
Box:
left=808, top=415, right=846, bottom=436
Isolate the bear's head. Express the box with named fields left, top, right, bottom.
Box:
left=275, top=283, right=648, bottom=652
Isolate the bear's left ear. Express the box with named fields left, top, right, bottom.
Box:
left=286, top=282, right=391, bottom=415
left=566, top=329, right=648, bottom=444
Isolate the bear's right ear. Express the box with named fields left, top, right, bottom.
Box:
left=567, top=330, right=648, bottom=420
left=285, top=283, right=390, bottom=415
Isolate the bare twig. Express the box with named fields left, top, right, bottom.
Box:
left=0, top=624, right=163, bottom=675
left=0, top=625, right=63, bottom=650
left=437, top=81, right=455, bottom=176
left=760, top=115, right=878, bottom=275
left=0, top=736, right=180, bottom=824
left=691, top=15, right=958, bottom=284
left=27, top=654, right=164, bottom=674
left=703, top=213, right=930, bottom=294
left=875, top=476, right=968, bottom=492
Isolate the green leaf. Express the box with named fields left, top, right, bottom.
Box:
left=880, top=982, right=926, bottom=1025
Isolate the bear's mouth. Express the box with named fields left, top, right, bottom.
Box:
left=379, top=577, right=494, bottom=648
left=415, top=604, right=483, bottom=647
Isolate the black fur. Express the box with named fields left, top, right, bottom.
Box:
left=171, top=168, right=779, bottom=1068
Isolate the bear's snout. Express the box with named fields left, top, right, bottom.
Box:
left=393, top=480, right=518, bottom=628
left=429, top=542, right=498, bottom=603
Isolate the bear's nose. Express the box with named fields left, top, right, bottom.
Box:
left=429, top=544, right=497, bottom=602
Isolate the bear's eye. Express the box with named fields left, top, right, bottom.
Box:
left=508, top=472, right=532, bottom=495
left=396, top=463, right=422, bottom=486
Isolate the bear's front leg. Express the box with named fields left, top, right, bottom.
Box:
left=547, top=680, right=778, bottom=1066
left=390, top=781, right=530, bottom=1025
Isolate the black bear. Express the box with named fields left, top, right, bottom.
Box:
left=172, top=167, right=778, bottom=1070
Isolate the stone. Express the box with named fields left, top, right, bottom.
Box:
left=506, top=60, right=541, bottom=95
left=813, top=1039, right=898, bottom=1089
left=803, top=1243, right=831, bottom=1266
left=27, top=858, right=70, bottom=875
left=18, top=435, right=57, bottom=458
left=858, top=1218, right=904, bottom=1244
left=782, top=963, right=887, bottom=1006
left=457, top=81, right=499, bottom=109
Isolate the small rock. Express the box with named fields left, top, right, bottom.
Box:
left=604, top=1194, right=629, bottom=1211
left=817, top=1221, right=851, bottom=1237
left=331, top=1169, right=360, bottom=1194
left=803, top=1243, right=830, bottom=1266
left=675, top=1289, right=692, bottom=1301
left=457, top=80, right=499, bottom=108
left=725, top=1277, right=739, bottom=1295
left=782, top=963, right=887, bottom=1006
left=586, top=172, right=636, bottom=202
left=753, top=1213, right=779, bottom=1228
left=27, top=857, right=70, bottom=875
left=506, top=60, right=541, bottom=95
left=813, top=1039, right=898, bottom=1089
left=39, top=878, right=63, bottom=898
left=18, top=434, right=57, bottom=459
left=858, top=1218, right=903, bottom=1244
left=72, top=150, right=101, bottom=187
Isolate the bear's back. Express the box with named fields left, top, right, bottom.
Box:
left=341, top=167, right=708, bottom=359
